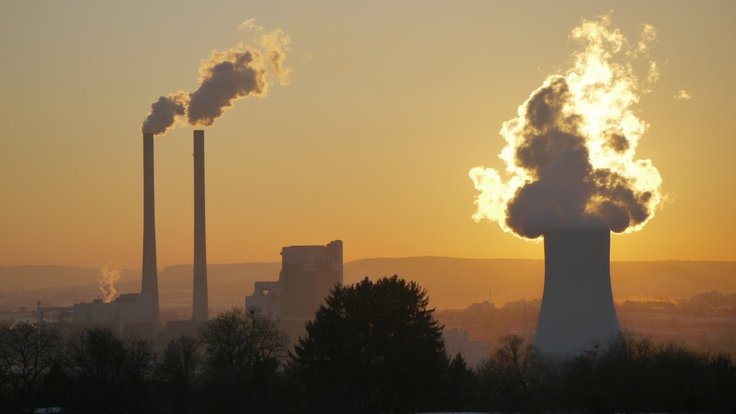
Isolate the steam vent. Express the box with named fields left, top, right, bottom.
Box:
left=534, top=229, right=619, bottom=354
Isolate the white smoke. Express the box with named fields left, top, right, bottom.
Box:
left=140, top=19, right=291, bottom=135
left=98, top=263, right=121, bottom=303
left=470, top=16, right=663, bottom=239
left=141, top=92, right=188, bottom=135
left=674, top=89, right=692, bottom=100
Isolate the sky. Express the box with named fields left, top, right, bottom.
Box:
left=0, top=0, right=735, bottom=268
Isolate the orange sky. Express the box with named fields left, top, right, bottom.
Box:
left=1, top=1, right=735, bottom=267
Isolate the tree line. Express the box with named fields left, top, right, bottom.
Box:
left=1, top=275, right=735, bottom=413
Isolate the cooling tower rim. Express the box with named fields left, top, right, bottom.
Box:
left=542, top=228, right=610, bottom=236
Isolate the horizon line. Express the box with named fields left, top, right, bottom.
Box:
left=3, top=256, right=736, bottom=269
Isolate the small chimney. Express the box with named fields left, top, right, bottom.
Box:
left=192, top=130, right=209, bottom=320
left=141, top=133, right=160, bottom=323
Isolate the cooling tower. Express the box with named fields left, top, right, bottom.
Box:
left=141, top=133, right=160, bottom=323
left=192, top=130, right=209, bottom=320
left=534, top=229, right=619, bottom=354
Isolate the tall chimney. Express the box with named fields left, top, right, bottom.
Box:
left=192, top=130, right=209, bottom=320
left=141, top=133, right=160, bottom=323
left=534, top=229, right=619, bottom=354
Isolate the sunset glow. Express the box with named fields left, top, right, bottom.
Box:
left=470, top=16, right=662, bottom=239
left=0, top=2, right=734, bottom=267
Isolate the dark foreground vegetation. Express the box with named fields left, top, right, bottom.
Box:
left=1, top=275, right=735, bottom=413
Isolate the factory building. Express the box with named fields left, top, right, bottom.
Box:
left=73, top=293, right=154, bottom=336
left=73, top=130, right=212, bottom=338
left=246, top=240, right=343, bottom=342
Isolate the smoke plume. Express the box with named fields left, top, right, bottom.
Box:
left=469, top=16, right=662, bottom=239
left=141, top=92, right=188, bottom=135
left=98, top=263, right=121, bottom=303
left=141, top=20, right=291, bottom=134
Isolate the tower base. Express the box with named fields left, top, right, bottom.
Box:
left=534, top=229, right=619, bottom=354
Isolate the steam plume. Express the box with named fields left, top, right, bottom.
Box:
left=674, top=89, right=692, bottom=101
left=141, top=92, right=188, bottom=135
left=469, top=16, right=662, bottom=239
left=140, top=20, right=291, bottom=134
left=98, top=263, right=121, bottom=303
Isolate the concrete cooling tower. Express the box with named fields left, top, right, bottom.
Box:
left=534, top=229, right=619, bottom=354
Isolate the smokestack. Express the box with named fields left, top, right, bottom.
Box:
left=192, top=130, right=209, bottom=320
left=141, top=133, right=160, bottom=323
left=534, top=229, right=619, bottom=354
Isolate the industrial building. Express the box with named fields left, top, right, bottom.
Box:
left=246, top=240, right=343, bottom=342
left=73, top=130, right=211, bottom=336
left=72, top=293, right=155, bottom=336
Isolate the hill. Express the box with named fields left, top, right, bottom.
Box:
left=1, top=259, right=735, bottom=310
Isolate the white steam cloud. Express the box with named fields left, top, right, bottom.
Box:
left=470, top=16, right=663, bottom=239
left=674, top=89, right=692, bottom=101
left=141, top=19, right=291, bottom=134
left=141, top=92, right=188, bottom=135
left=98, top=263, right=121, bottom=303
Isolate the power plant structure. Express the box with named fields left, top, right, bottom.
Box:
left=141, top=132, right=160, bottom=324
left=73, top=294, right=153, bottom=328
left=71, top=133, right=162, bottom=335
left=74, top=130, right=213, bottom=334
left=534, top=229, right=619, bottom=354
left=247, top=240, right=343, bottom=343
left=192, top=130, right=209, bottom=321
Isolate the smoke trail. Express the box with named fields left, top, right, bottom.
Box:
left=141, top=92, right=188, bottom=135
left=469, top=16, right=662, bottom=239
left=140, top=20, right=291, bottom=134
left=674, top=90, right=692, bottom=100
left=98, top=263, right=121, bottom=303
left=188, top=25, right=290, bottom=126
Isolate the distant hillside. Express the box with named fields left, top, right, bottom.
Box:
left=0, top=263, right=281, bottom=310
left=1, top=259, right=735, bottom=310
left=0, top=266, right=139, bottom=291
left=345, top=258, right=543, bottom=308
left=347, top=258, right=736, bottom=308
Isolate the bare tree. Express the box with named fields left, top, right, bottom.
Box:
left=198, top=308, right=289, bottom=412
left=477, top=335, right=540, bottom=410
left=200, top=308, right=288, bottom=371
left=159, top=335, right=201, bottom=413
left=65, top=327, right=157, bottom=412
left=0, top=322, right=61, bottom=409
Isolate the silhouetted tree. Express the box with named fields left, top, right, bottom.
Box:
left=443, top=353, right=481, bottom=411
left=198, top=308, right=288, bottom=413
left=201, top=308, right=287, bottom=371
left=65, top=327, right=157, bottom=413
left=122, top=336, right=157, bottom=411
left=477, top=335, right=550, bottom=411
left=562, top=332, right=736, bottom=413
left=289, top=275, right=448, bottom=413
left=641, top=341, right=736, bottom=412
left=158, top=335, right=202, bottom=413
left=0, top=322, right=61, bottom=411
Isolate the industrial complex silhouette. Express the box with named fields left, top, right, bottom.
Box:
left=70, top=131, right=342, bottom=343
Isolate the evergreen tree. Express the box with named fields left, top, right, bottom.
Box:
left=290, top=275, right=448, bottom=413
